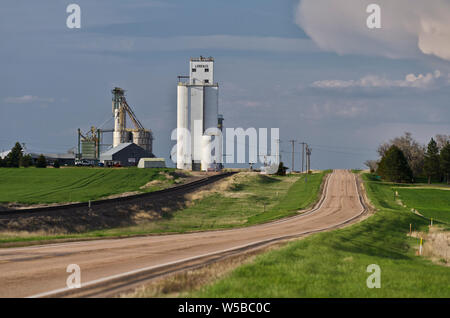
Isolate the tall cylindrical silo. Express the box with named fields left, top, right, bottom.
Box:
left=203, top=85, right=219, bottom=134
left=215, top=134, right=223, bottom=165
left=133, top=130, right=151, bottom=152
left=177, top=84, right=190, bottom=169
left=201, top=135, right=212, bottom=171
left=113, top=108, right=122, bottom=148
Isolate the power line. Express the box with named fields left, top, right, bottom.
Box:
left=280, top=147, right=374, bottom=156
left=309, top=143, right=375, bottom=152
left=312, top=147, right=373, bottom=156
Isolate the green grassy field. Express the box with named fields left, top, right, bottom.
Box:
left=190, top=173, right=450, bottom=298
left=396, top=188, right=450, bottom=224
left=0, top=172, right=327, bottom=245
left=0, top=167, right=179, bottom=204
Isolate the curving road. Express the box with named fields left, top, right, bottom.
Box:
left=0, top=170, right=366, bottom=298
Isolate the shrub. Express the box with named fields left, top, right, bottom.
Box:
left=36, top=154, right=47, bottom=168
left=276, top=162, right=288, bottom=176
left=423, top=138, right=440, bottom=184
left=377, top=145, right=413, bottom=183
left=20, top=154, right=33, bottom=168
left=4, top=142, right=23, bottom=168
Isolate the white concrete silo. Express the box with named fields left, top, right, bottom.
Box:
left=112, top=87, right=127, bottom=148
left=177, top=57, right=221, bottom=171
left=201, top=135, right=212, bottom=171
left=204, top=86, right=218, bottom=133
left=132, top=130, right=152, bottom=153
left=113, top=108, right=122, bottom=148
left=177, top=83, right=191, bottom=170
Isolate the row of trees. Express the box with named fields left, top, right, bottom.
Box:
left=366, top=133, right=450, bottom=184
left=0, top=142, right=48, bottom=168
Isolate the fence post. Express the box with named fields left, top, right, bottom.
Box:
left=419, top=237, right=423, bottom=255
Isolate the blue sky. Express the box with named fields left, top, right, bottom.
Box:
left=1, top=0, right=449, bottom=169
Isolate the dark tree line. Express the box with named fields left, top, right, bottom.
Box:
left=0, top=142, right=47, bottom=168
left=367, top=133, right=450, bottom=184
left=440, top=143, right=450, bottom=184
left=377, top=145, right=413, bottom=183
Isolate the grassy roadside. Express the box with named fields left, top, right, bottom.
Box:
left=396, top=188, right=450, bottom=224
left=185, top=173, right=450, bottom=298
left=0, top=171, right=327, bottom=246
left=0, top=167, right=181, bottom=204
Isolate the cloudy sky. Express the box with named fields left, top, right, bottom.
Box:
left=1, top=0, right=449, bottom=169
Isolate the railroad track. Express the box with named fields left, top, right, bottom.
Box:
left=0, top=172, right=236, bottom=217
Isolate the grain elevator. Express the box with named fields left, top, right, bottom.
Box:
left=177, top=57, right=223, bottom=171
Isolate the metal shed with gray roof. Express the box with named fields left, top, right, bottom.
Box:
left=99, top=143, right=154, bottom=167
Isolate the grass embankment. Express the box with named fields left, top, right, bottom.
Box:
left=99, top=171, right=326, bottom=234
left=396, top=188, right=450, bottom=224
left=0, top=172, right=327, bottom=245
left=188, top=173, right=449, bottom=298
left=0, top=167, right=180, bottom=204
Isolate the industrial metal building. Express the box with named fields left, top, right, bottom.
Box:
left=138, top=158, right=166, bottom=168
left=38, top=153, right=75, bottom=166
left=111, top=87, right=153, bottom=152
left=77, top=87, right=155, bottom=164
left=99, top=143, right=154, bottom=167
left=177, top=56, right=223, bottom=171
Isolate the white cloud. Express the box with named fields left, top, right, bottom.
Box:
left=296, top=0, right=450, bottom=61
left=300, top=101, right=369, bottom=120
left=312, top=71, right=448, bottom=89
left=236, top=100, right=263, bottom=108
left=3, top=95, right=55, bottom=104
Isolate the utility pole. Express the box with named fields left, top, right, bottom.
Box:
left=306, top=145, right=312, bottom=173
left=303, top=144, right=310, bottom=183
left=289, top=140, right=296, bottom=173
left=307, top=145, right=310, bottom=173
